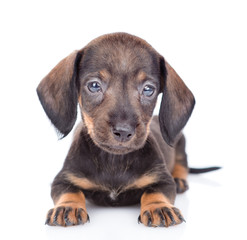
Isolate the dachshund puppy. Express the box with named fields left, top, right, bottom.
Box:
left=37, top=33, right=195, bottom=227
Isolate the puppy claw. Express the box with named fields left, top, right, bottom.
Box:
left=53, top=207, right=64, bottom=226
left=64, top=207, right=73, bottom=226
left=138, top=215, right=141, bottom=224
left=163, top=207, right=176, bottom=226
left=45, top=209, right=53, bottom=225
left=172, top=207, right=186, bottom=223
left=156, top=209, right=166, bottom=227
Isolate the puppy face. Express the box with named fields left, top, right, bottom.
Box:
left=78, top=35, right=161, bottom=154
left=37, top=33, right=195, bottom=154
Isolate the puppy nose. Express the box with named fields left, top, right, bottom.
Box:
left=112, top=123, right=135, bottom=142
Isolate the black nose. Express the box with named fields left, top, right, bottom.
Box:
left=112, top=123, right=135, bottom=142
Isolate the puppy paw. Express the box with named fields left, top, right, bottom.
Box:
left=45, top=204, right=89, bottom=227
left=174, top=178, right=189, bottom=193
left=138, top=202, right=185, bottom=227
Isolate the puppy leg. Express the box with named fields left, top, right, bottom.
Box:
left=172, top=135, right=189, bottom=193
left=45, top=175, right=89, bottom=227
left=139, top=180, right=185, bottom=227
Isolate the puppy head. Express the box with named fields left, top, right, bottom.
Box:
left=37, top=33, right=195, bottom=154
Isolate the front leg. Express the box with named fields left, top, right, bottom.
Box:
left=138, top=181, right=185, bottom=227
left=45, top=173, right=90, bottom=227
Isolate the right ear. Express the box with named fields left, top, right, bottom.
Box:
left=158, top=57, right=195, bottom=146
left=37, top=50, right=83, bottom=138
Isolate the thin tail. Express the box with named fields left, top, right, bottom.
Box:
left=189, top=167, right=222, bottom=174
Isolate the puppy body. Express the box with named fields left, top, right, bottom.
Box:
left=38, top=33, right=195, bottom=227
left=52, top=116, right=177, bottom=207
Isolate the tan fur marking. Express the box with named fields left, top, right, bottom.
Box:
left=66, top=173, right=105, bottom=190
left=67, top=172, right=158, bottom=193
left=78, top=97, right=83, bottom=108
left=126, top=174, right=158, bottom=190
left=136, top=71, right=147, bottom=82
left=145, top=120, right=151, bottom=139
left=172, top=164, right=188, bottom=180
left=82, top=112, right=94, bottom=135
left=99, top=69, right=110, bottom=80
left=141, top=192, right=171, bottom=206
left=55, top=192, right=86, bottom=207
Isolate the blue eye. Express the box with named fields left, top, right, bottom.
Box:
left=142, top=85, right=155, bottom=97
left=87, top=81, right=102, bottom=93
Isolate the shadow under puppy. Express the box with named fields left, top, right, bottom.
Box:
left=37, top=33, right=196, bottom=227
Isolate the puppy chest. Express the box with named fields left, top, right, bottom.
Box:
left=84, top=188, right=144, bottom=206
left=91, top=173, right=159, bottom=206
left=66, top=170, right=159, bottom=205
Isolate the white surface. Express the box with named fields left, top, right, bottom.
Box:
left=1, top=0, right=247, bottom=239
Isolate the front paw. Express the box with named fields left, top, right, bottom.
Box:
left=45, top=204, right=89, bottom=227
left=138, top=202, right=185, bottom=227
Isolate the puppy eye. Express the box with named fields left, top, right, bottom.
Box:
left=87, top=81, right=102, bottom=93
left=142, top=85, right=155, bottom=97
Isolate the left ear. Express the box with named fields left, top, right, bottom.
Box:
left=159, top=57, right=195, bottom=146
left=37, top=50, right=83, bottom=138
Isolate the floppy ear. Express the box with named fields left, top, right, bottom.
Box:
left=37, top=50, right=82, bottom=138
left=159, top=57, right=195, bottom=146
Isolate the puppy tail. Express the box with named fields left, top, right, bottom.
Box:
left=189, top=167, right=222, bottom=174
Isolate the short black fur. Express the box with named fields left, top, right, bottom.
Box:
left=37, top=33, right=203, bottom=228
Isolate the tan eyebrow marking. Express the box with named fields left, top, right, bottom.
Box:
left=99, top=69, right=111, bottom=80
left=136, top=71, right=147, bottom=82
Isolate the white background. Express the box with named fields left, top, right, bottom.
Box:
left=0, top=0, right=247, bottom=239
